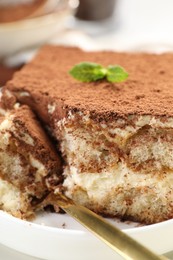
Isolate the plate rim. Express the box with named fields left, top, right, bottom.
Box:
left=0, top=209, right=173, bottom=235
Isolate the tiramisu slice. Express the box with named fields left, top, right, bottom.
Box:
left=5, top=46, right=173, bottom=224
left=0, top=93, right=61, bottom=219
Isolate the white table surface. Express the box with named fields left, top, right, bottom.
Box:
left=2, top=0, right=173, bottom=259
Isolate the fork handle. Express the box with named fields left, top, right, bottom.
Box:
left=62, top=203, right=167, bottom=260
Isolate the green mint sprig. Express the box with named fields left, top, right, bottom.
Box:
left=69, top=62, right=128, bottom=83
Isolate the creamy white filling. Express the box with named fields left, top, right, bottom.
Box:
left=0, top=151, right=23, bottom=176
left=0, top=178, right=23, bottom=212
left=19, top=91, right=30, bottom=97
left=29, top=155, right=46, bottom=181
left=47, top=104, right=56, bottom=114
left=14, top=130, right=34, bottom=146
left=63, top=162, right=173, bottom=202
left=0, top=108, right=6, bottom=116
left=0, top=117, right=12, bottom=131
left=130, top=138, right=173, bottom=169
left=0, top=114, right=34, bottom=146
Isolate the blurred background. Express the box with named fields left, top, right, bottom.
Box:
left=0, top=1, right=173, bottom=258
left=1, top=0, right=173, bottom=86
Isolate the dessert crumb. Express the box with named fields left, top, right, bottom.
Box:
left=62, top=222, right=66, bottom=229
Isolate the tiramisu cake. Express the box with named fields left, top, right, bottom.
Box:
left=0, top=63, right=22, bottom=86
left=0, top=0, right=46, bottom=23
left=0, top=91, right=61, bottom=219
left=4, top=46, right=173, bottom=224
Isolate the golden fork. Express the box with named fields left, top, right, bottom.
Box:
left=41, top=192, right=167, bottom=260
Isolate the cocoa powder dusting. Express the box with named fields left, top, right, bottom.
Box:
left=5, top=46, right=173, bottom=122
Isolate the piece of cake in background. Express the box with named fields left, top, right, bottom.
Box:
left=0, top=0, right=47, bottom=23
left=4, top=45, right=173, bottom=224
left=0, top=0, right=76, bottom=59
left=0, top=91, right=62, bottom=219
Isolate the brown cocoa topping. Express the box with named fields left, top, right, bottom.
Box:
left=5, top=46, right=173, bottom=123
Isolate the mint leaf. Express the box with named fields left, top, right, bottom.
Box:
left=106, top=65, right=129, bottom=83
left=69, top=62, right=128, bottom=83
left=69, top=62, right=107, bottom=82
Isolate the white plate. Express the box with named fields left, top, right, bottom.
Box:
left=0, top=9, right=72, bottom=59
left=0, top=243, right=37, bottom=260
left=0, top=210, right=172, bottom=260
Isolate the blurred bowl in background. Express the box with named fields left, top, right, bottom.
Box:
left=0, top=0, right=76, bottom=59
left=75, top=0, right=116, bottom=21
